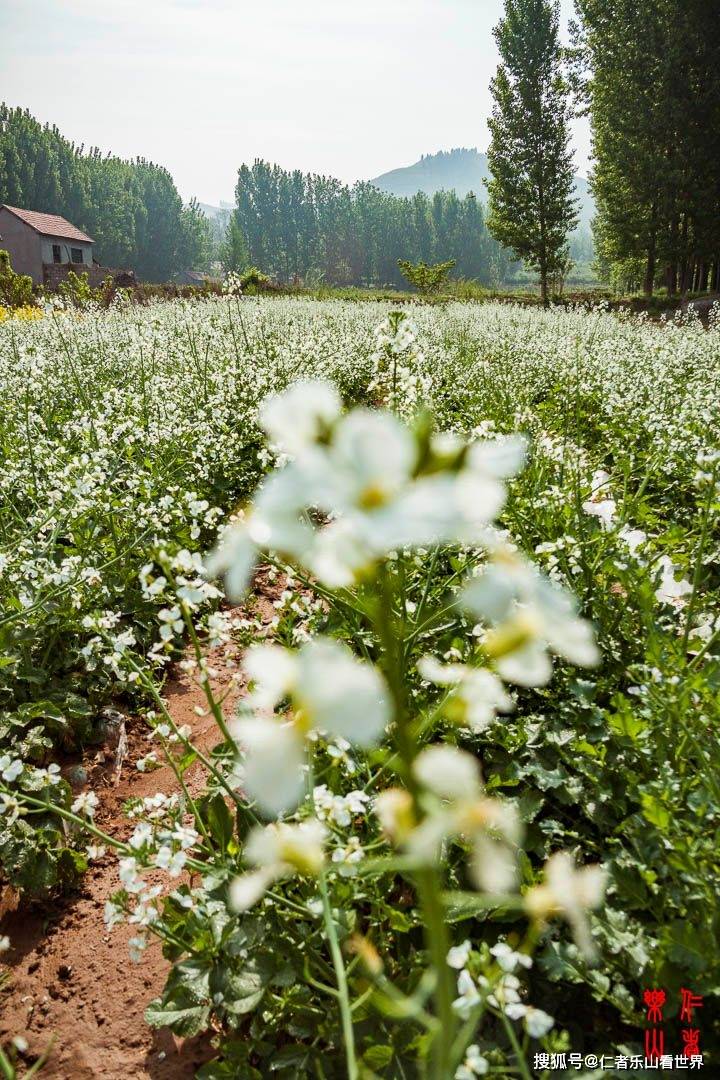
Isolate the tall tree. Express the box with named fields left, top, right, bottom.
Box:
left=486, top=0, right=578, bottom=305
left=0, top=104, right=211, bottom=281
left=575, top=0, right=720, bottom=297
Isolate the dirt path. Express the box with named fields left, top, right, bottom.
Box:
left=0, top=574, right=282, bottom=1079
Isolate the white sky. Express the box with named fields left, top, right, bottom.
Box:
left=0, top=0, right=590, bottom=206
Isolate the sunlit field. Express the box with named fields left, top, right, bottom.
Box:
left=1, top=296, right=719, bottom=1075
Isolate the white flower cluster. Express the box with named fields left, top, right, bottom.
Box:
left=207, top=378, right=528, bottom=593
left=369, top=313, right=433, bottom=419
left=232, top=638, right=390, bottom=816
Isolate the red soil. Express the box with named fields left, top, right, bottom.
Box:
left=0, top=575, right=282, bottom=1079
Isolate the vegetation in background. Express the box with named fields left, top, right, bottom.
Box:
left=397, top=258, right=457, bottom=295
left=223, top=160, right=517, bottom=287
left=574, top=0, right=720, bottom=296
left=1, top=297, right=719, bottom=1073
left=0, top=251, right=33, bottom=309
left=486, top=0, right=578, bottom=306
left=0, top=104, right=212, bottom=281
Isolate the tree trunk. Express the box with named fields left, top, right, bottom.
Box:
left=699, top=261, right=710, bottom=292
left=540, top=269, right=549, bottom=308
left=712, top=258, right=720, bottom=292
left=643, top=245, right=656, bottom=298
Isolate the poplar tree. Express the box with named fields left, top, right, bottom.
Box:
left=486, top=0, right=577, bottom=305
left=576, top=0, right=720, bottom=297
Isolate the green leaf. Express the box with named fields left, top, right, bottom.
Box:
left=640, top=793, right=670, bottom=830
left=362, top=1045, right=393, bottom=1069
left=443, top=891, right=522, bottom=923
left=220, top=964, right=266, bottom=1015
left=144, top=998, right=211, bottom=1037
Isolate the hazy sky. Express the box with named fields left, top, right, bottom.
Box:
left=1, top=0, right=590, bottom=206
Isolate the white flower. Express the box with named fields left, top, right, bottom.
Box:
left=313, top=785, right=369, bottom=826
left=488, top=972, right=521, bottom=1008
left=463, top=552, right=599, bottom=686
left=374, top=788, right=416, bottom=844
left=0, top=935, right=10, bottom=953
left=403, top=756, right=520, bottom=893
left=447, top=939, right=472, bottom=969
left=208, top=387, right=523, bottom=595
left=128, top=934, right=148, bottom=963
left=295, top=638, right=391, bottom=746
left=259, top=379, right=341, bottom=457
left=525, top=851, right=606, bottom=957
left=230, top=819, right=326, bottom=911
left=245, top=638, right=390, bottom=746
left=654, top=555, right=693, bottom=607
left=452, top=969, right=484, bottom=1019
left=455, top=1044, right=489, bottom=1078
left=118, top=856, right=145, bottom=894
left=490, top=941, right=532, bottom=972
left=71, top=791, right=99, bottom=818
left=413, top=745, right=482, bottom=802
left=331, top=836, right=365, bottom=874
left=158, top=605, right=184, bottom=641
left=418, top=656, right=513, bottom=732
left=235, top=639, right=389, bottom=816
left=582, top=497, right=617, bottom=528
left=0, top=793, right=21, bottom=823
left=618, top=525, right=647, bottom=554
left=232, top=716, right=305, bottom=816
left=0, top=756, right=23, bottom=783
left=524, top=1006, right=555, bottom=1038
left=129, top=822, right=153, bottom=850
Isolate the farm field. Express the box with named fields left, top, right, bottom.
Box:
left=1, top=296, right=719, bottom=1077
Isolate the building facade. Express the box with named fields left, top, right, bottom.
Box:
left=0, top=205, right=94, bottom=285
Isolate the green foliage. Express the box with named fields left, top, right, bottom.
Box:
left=575, top=0, right=720, bottom=296
left=486, top=0, right=578, bottom=305
left=227, top=160, right=516, bottom=287
left=2, top=298, right=720, bottom=1064
left=220, top=214, right=250, bottom=273
left=238, top=267, right=271, bottom=293
left=0, top=104, right=212, bottom=281
left=56, top=270, right=96, bottom=308
left=0, top=250, right=34, bottom=309
left=396, top=258, right=456, bottom=294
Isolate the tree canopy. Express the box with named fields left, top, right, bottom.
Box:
left=224, top=160, right=516, bottom=288
left=0, top=104, right=211, bottom=281
left=575, top=0, right=720, bottom=295
left=486, top=0, right=578, bottom=305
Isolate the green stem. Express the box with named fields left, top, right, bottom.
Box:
left=318, top=872, right=359, bottom=1080
left=415, top=869, right=455, bottom=1079
left=374, top=562, right=456, bottom=1077
left=680, top=468, right=717, bottom=660
left=499, top=1009, right=532, bottom=1080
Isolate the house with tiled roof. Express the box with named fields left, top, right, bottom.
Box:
left=0, top=204, right=95, bottom=284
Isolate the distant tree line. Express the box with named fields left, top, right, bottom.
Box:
left=574, top=1, right=720, bottom=296
left=223, top=160, right=518, bottom=287
left=0, top=105, right=211, bottom=281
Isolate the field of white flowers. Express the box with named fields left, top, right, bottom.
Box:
left=1, top=296, right=719, bottom=1077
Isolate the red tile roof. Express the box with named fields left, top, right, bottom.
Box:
left=0, top=205, right=94, bottom=243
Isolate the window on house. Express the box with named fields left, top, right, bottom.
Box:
left=70, top=247, right=84, bottom=264
left=52, top=244, right=62, bottom=263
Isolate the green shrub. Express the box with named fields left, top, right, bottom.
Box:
left=0, top=250, right=35, bottom=309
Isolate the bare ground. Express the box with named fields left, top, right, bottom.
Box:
left=0, top=574, right=282, bottom=1079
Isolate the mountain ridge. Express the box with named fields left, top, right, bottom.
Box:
left=370, top=147, right=593, bottom=229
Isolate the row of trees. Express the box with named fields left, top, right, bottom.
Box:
left=574, top=0, right=720, bottom=296
left=222, top=161, right=519, bottom=288
left=0, top=105, right=211, bottom=281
